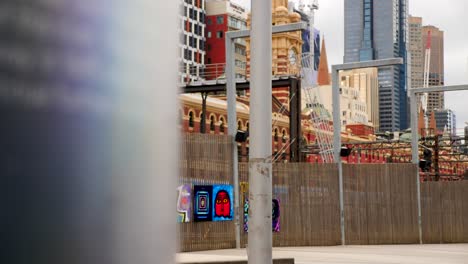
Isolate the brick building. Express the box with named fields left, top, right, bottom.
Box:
left=205, top=0, right=248, bottom=80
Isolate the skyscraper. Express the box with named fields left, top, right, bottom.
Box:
left=422, top=25, right=444, bottom=113
left=434, top=109, right=456, bottom=136
left=409, top=16, right=424, bottom=90
left=344, top=0, right=408, bottom=132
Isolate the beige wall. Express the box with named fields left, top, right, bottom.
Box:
left=303, top=84, right=370, bottom=132
left=339, top=68, right=379, bottom=131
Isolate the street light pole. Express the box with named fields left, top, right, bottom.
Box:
left=225, top=22, right=307, bottom=251
left=332, top=58, right=403, bottom=245
left=248, top=0, right=272, bottom=263
left=410, top=84, right=468, bottom=244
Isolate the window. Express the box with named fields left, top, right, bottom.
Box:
left=216, top=31, right=224, bottom=38
left=198, top=39, right=204, bottom=50
left=210, top=116, right=215, bottom=131
left=189, top=8, right=194, bottom=19
left=200, top=13, right=205, bottom=23
left=207, top=58, right=211, bottom=64
left=216, top=15, right=224, bottom=24
left=207, top=18, right=212, bottom=25
left=238, top=120, right=242, bottom=130
left=189, top=37, right=195, bottom=48
left=189, top=111, right=194, bottom=128
left=207, top=31, right=211, bottom=38
left=207, top=44, right=211, bottom=51
left=274, top=128, right=279, bottom=142
left=220, top=118, right=225, bottom=133
left=282, top=130, right=287, bottom=143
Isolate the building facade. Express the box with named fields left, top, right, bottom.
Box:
left=205, top=0, right=248, bottom=80
left=408, top=16, right=424, bottom=90
left=344, top=0, right=409, bottom=132
left=422, top=25, right=445, bottom=113
left=180, top=0, right=207, bottom=84
left=246, top=0, right=303, bottom=78
left=245, top=0, right=303, bottom=105
left=434, top=109, right=456, bottom=136
left=340, top=67, right=379, bottom=131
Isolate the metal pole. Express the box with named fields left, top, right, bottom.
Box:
left=225, top=21, right=306, bottom=252
left=410, top=90, right=423, bottom=244
left=331, top=67, right=345, bottom=245
left=225, top=36, right=241, bottom=249
left=248, top=0, right=272, bottom=262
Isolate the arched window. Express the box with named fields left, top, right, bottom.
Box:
left=274, top=128, right=279, bottom=142
left=246, top=122, right=249, bottom=131
left=238, top=120, right=242, bottom=130
left=219, top=117, right=225, bottom=133
left=188, top=111, right=194, bottom=128
left=210, top=115, right=215, bottom=132
left=282, top=129, right=287, bottom=143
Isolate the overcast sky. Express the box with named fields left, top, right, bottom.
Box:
left=232, top=0, right=468, bottom=132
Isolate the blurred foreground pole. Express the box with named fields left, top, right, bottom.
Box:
left=248, top=0, right=273, bottom=263
left=2, top=1, right=178, bottom=263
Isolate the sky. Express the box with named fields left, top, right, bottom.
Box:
left=232, top=0, right=468, bottom=132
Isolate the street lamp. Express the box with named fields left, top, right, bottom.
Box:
left=409, top=84, right=468, bottom=244
left=331, top=58, right=403, bottom=245
left=225, top=22, right=307, bottom=250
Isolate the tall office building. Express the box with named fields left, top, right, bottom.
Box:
left=408, top=16, right=424, bottom=90
left=422, top=25, right=444, bottom=113
left=434, top=109, right=456, bottom=135
left=344, top=0, right=409, bottom=132
left=180, top=0, right=207, bottom=84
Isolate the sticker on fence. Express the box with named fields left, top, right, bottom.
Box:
left=193, top=185, right=213, bottom=222
left=212, top=185, right=234, bottom=221
left=243, top=198, right=280, bottom=232
left=176, top=184, right=192, bottom=223
left=272, top=198, right=280, bottom=232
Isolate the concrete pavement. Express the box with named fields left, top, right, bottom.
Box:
left=177, top=244, right=468, bottom=264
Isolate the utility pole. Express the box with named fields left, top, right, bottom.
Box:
left=248, top=0, right=272, bottom=263
left=434, top=134, right=440, bottom=181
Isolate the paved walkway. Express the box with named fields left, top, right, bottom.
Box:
left=178, top=244, right=468, bottom=264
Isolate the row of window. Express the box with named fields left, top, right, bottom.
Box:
left=207, top=31, right=224, bottom=39
left=183, top=48, right=204, bottom=62
left=184, top=0, right=204, bottom=8
left=183, top=19, right=205, bottom=36
left=185, top=36, right=205, bottom=50
left=183, top=6, right=206, bottom=23
left=187, top=112, right=289, bottom=142
left=207, top=15, right=224, bottom=25
left=235, top=59, right=246, bottom=69
left=228, top=16, right=247, bottom=30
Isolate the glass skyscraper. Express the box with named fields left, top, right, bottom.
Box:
left=344, top=0, right=408, bottom=132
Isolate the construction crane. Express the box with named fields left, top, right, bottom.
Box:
left=421, top=30, right=431, bottom=113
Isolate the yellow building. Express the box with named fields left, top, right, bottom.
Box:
left=246, top=0, right=303, bottom=77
